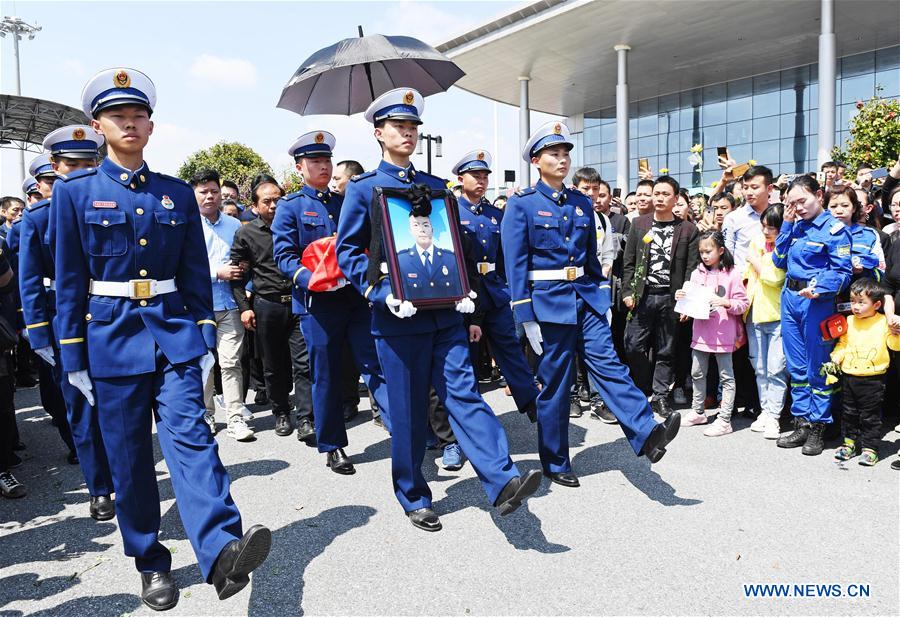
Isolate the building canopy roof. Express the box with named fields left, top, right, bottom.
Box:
left=0, top=94, right=90, bottom=154
left=437, top=0, right=900, bottom=116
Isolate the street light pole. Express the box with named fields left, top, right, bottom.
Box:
left=1, top=16, right=42, bottom=185
left=416, top=134, right=442, bottom=175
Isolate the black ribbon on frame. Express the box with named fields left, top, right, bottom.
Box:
left=367, top=184, right=435, bottom=287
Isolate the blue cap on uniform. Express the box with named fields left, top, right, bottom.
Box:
left=288, top=130, right=336, bottom=159
left=522, top=121, right=574, bottom=162
left=451, top=150, right=493, bottom=176
left=28, top=154, right=55, bottom=179
left=22, top=176, right=40, bottom=196
left=364, top=88, right=424, bottom=125
left=42, top=125, right=104, bottom=160
left=81, top=67, right=157, bottom=118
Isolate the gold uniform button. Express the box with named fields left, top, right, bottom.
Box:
left=139, top=269, right=148, bottom=276
left=85, top=313, right=92, bottom=321
left=398, top=171, right=405, bottom=178
left=482, top=239, right=487, bottom=244
left=430, top=282, right=435, bottom=287
left=552, top=192, right=558, bottom=198
left=328, top=214, right=333, bottom=219
left=563, top=216, right=568, bottom=221
left=317, top=192, right=323, bottom=198
left=120, top=173, right=128, bottom=181
left=139, top=174, right=146, bottom=183
left=565, top=236, right=570, bottom=241
left=569, top=256, right=575, bottom=261
left=480, top=223, right=484, bottom=228
left=136, top=208, right=144, bottom=215
left=139, top=238, right=148, bottom=246
left=130, top=183, right=136, bottom=189
left=102, top=219, right=110, bottom=226
left=139, top=300, right=148, bottom=307
left=170, top=219, right=177, bottom=226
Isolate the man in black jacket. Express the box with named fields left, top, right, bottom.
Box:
left=621, top=175, right=699, bottom=417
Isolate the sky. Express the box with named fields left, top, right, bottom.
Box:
left=1, top=0, right=556, bottom=195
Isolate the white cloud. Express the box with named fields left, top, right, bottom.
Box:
left=187, top=54, right=258, bottom=89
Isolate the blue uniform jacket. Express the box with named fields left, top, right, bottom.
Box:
left=848, top=223, right=883, bottom=281
left=272, top=184, right=366, bottom=315
left=458, top=195, right=509, bottom=311
left=5, top=220, right=25, bottom=328
left=396, top=246, right=461, bottom=300
left=336, top=160, right=462, bottom=336
left=772, top=210, right=852, bottom=297
left=500, top=180, right=609, bottom=325
left=52, top=158, right=216, bottom=378
left=18, top=199, right=56, bottom=350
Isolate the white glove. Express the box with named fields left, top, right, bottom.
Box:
left=34, top=345, right=56, bottom=367
left=200, top=351, right=216, bottom=385
left=326, top=278, right=348, bottom=292
left=455, top=290, right=477, bottom=314
left=386, top=294, right=417, bottom=319
left=68, top=370, right=95, bottom=406
left=523, top=321, right=543, bottom=355
left=21, top=329, right=29, bottom=342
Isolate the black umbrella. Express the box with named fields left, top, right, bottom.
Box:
left=277, top=27, right=465, bottom=116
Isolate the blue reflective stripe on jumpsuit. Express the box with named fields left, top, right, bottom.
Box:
left=772, top=210, right=852, bottom=423
left=52, top=158, right=242, bottom=581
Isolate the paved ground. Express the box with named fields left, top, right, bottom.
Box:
left=1, top=381, right=898, bottom=617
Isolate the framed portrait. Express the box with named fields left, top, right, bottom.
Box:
left=375, top=187, right=470, bottom=310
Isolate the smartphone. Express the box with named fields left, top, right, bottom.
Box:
left=817, top=171, right=825, bottom=184
left=870, top=167, right=889, bottom=180
left=638, top=158, right=650, bottom=174
left=613, top=188, right=622, bottom=198
left=716, top=146, right=729, bottom=163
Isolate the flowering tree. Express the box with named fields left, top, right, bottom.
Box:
left=833, top=92, right=900, bottom=170
left=178, top=142, right=273, bottom=202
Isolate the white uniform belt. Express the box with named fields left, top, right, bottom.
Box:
left=476, top=262, right=496, bottom=274
left=89, top=278, right=177, bottom=300
left=528, top=266, right=584, bottom=281
left=42, top=278, right=56, bottom=290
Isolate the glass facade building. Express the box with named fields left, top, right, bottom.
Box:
left=579, top=46, right=900, bottom=189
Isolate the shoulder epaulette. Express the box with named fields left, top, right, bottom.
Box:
left=515, top=187, right=536, bottom=197
left=26, top=199, right=50, bottom=213
left=350, top=170, right=376, bottom=182
left=281, top=191, right=302, bottom=202
left=156, top=172, right=192, bottom=188
left=59, top=168, right=97, bottom=182
left=829, top=221, right=846, bottom=235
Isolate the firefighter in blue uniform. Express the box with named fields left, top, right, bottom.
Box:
left=396, top=211, right=462, bottom=300
left=501, top=121, right=681, bottom=488
left=272, top=129, right=391, bottom=475
left=18, top=154, right=78, bottom=464
left=20, top=127, right=116, bottom=521
left=452, top=149, right=539, bottom=418
left=336, top=87, right=541, bottom=532
left=773, top=175, right=852, bottom=456
left=51, top=67, right=270, bottom=611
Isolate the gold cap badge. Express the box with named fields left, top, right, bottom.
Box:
left=114, top=70, right=131, bottom=88
left=404, top=90, right=415, bottom=105
left=477, top=151, right=485, bottom=160
left=72, top=128, right=86, bottom=141
left=314, top=132, right=325, bottom=144
left=553, top=123, right=562, bottom=135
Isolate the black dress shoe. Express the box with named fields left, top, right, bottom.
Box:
left=342, top=404, right=359, bottom=422
left=211, top=525, right=272, bottom=601
left=140, top=571, right=179, bottom=611
left=296, top=418, right=316, bottom=443
left=407, top=507, right=442, bottom=532
left=253, top=390, right=269, bottom=406
left=641, top=412, right=681, bottom=463
left=568, top=395, right=583, bottom=418
left=67, top=450, right=79, bottom=465
left=89, top=494, right=116, bottom=521
left=519, top=399, right=537, bottom=423
left=544, top=470, right=580, bottom=487
left=495, top=470, right=542, bottom=515
left=590, top=398, right=618, bottom=424
left=891, top=458, right=900, bottom=471
left=326, top=448, right=355, bottom=475
left=651, top=397, right=673, bottom=418
left=274, top=414, right=293, bottom=437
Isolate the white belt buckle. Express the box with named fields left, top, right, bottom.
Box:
left=477, top=262, right=490, bottom=275
left=565, top=266, right=577, bottom=281
left=129, top=279, right=153, bottom=300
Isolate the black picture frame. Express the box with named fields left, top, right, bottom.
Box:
left=375, top=187, right=470, bottom=310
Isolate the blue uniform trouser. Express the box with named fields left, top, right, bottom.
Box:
left=481, top=303, right=539, bottom=410
left=51, top=354, right=113, bottom=496
left=781, top=289, right=836, bottom=423
left=36, top=358, right=75, bottom=453
left=92, top=349, right=242, bottom=581
left=536, top=298, right=658, bottom=474
left=300, top=305, right=391, bottom=452
left=374, top=324, right=517, bottom=512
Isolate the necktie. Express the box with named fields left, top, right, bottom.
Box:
left=423, top=250, right=432, bottom=274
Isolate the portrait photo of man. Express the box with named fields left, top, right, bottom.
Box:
left=396, top=211, right=462, bottom=300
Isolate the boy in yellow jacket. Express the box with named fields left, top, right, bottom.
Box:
left=831, top=278, right=900, bottom=466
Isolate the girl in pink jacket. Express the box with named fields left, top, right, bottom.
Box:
left=675, top=231, right=749, bottom=436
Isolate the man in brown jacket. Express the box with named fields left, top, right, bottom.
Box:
left=621, top=175, right=699, bottom=418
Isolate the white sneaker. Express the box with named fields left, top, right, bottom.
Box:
left=749, top=415, right=767, bottom=432
left=703, top=418, right=733, bottom=437
left=203, top=412, right=217, bottom=435
left=240, top=406, right=254, bottom=421
left=763, top=416, right=781, bottom=440
left=227, top=418, right=255, bottom=441
left=894, top=422, right=900, bottom=433
left=214, top=394, right=225, bottom=412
